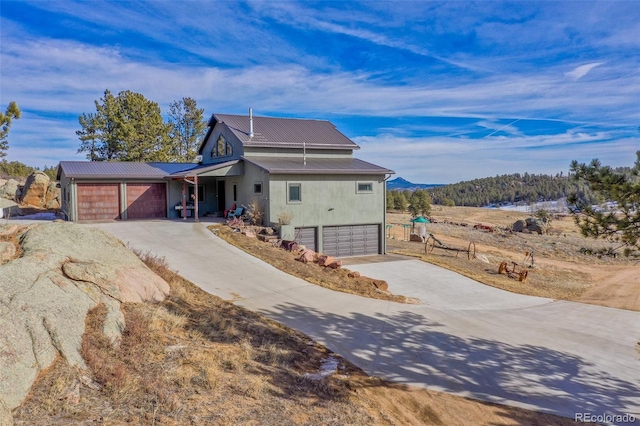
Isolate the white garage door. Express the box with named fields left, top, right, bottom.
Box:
left=322, top=224, right=379, bottom=257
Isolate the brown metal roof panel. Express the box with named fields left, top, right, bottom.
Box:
left=243, top=157, right=394, bottom=175
left=214, top=114, right=360, bottom=149
left=59, top=161, right=197, bottom=179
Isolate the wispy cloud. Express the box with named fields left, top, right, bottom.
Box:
left=565, top=62, right=604, bottom=81
left=1, top=1, right=638, bottom=182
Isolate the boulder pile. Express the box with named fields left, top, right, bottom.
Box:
left=0, top=170, right=61, bottom=211
left=512, top=217, right=546, bottom=235
left=0, top=222, right=170, bottom=424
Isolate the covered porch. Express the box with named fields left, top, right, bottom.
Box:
left=167, top=160, right=243, bottom=221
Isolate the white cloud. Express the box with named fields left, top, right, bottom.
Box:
left=564, top=62, right=604, bottom=81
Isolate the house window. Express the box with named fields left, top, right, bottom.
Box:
left=211, top=135, right=233, bottom=158
left=233, top=183, right=238, bottom=202
left=188, top=185, right=205, bottom=202
left=288, top=183, right=302, bottom=203
left=357, top=182, right=373, bottom=193
left=253, top=182, right=263, bottom=195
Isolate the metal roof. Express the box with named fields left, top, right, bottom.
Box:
left=243, top=156, right=394, bottom=175
left=168, top=160, right=240, bottom=177
left=212, top=114, right=360, bottom=150
left=58, top=161, right=198, bottom=179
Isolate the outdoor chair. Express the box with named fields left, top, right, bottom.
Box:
left=227, top=207, right=244, bottom=219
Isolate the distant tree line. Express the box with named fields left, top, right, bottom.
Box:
left=77, top=90, right=207, bottom=162
left=0, top=161, right=57, bottom=180
left=387, top=189, right=431, bottom=217
left=423, top=173, right=601, bottom=207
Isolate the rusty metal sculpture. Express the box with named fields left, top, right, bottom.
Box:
left=424, top=233, right=477, bottom=261
left=498, top=251, right=534, bottom=283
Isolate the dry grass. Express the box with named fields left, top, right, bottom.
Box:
left=387, top=207, right=639, bottom=308
left=211, top=224, right=416, bottom=304
left=13, top=250, right=580, bottom=425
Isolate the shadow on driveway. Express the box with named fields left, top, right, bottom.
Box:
left=262, top=302, right=640, bottom=422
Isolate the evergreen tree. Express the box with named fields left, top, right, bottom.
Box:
left=408, top=189, right=431, bottom=217
left=77, top=90, right=171, bottom=161
left=393, top=190, right=408, bottom=211
left=0, top=102, right=21, bottom=159
left=569, top=151, right=640, bottom=257
left=167, top=97, right=207, bottom=162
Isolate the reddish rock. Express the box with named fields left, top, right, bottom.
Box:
left=318, top=255, right=335, bottom=266
left=327, top=260, right=342, bottom=269
left=20, top=171, right=49, bottom=207
left=347, top=271, right=361, bottom=278
left=373, top=280, right=388, bottom=291
left=297, top=249, right=316, bottom=263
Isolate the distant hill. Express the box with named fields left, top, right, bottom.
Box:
left=427, top=173, right=599, bottom=207
left=387, top=177, right=444, bottom=191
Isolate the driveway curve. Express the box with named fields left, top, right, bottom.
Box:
left=91, top=220, right=640, bottom=423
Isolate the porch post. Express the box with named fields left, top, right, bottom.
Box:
left=194, top=175, right=199, bottom=222
left=182, top=179, right=187, bottom=220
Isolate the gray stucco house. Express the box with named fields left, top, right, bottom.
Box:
left=58, top=112, right=394, bottom=256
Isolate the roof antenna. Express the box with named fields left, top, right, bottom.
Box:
left=249, top=107, right=254, bottom=138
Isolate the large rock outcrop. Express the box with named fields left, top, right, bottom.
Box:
left=0, top=179, right=21, bottom=202
left=0, top=198, right=21, bottom=219
left=19, top=171, right=50, bottom=208
left=0, top=222, right=170, bottom=424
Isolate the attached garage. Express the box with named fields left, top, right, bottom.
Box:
left=294, top=227, right=317, bottom=252
left=125, top=183, right=167, bottom=219
left=322, top=224, right=380, bottom=257
left=76, top=183, right=121, bottom=221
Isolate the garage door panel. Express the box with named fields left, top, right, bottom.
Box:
left=77, top=184, right=120, bottom=220
left=323, top=224, right=380, bottom=257
left=126, top=183, right=167, bottom=219
left=294, top=227, right=317, bottom=252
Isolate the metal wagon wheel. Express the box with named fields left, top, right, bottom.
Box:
left=425, top=236, right=436, bottom=254
left=467, top=241, right=476, bottom=260
left=518, top=270, right=528, bottom=283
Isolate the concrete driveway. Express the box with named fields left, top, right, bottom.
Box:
left=91, top=220, right=640, bottom=422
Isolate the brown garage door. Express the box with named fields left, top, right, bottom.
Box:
left=77, top=183, right=121, bottom=220
left=322, top=224, right=380, bottom=257
left=126, top=183, right=167, bottom=219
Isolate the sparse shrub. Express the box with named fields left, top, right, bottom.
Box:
left=277, top=210, right=293, bottom=225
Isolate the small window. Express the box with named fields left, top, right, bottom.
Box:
left=233, top=183, right=238, bottom=202
left=288, top=183, right=301, bottom=203
left=253, top=182, right=263, bottom=195
left=357, top=182, right=373, bottom=193
left=188, top=185, right=205, bottom=202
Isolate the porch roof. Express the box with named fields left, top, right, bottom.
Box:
left=168, top=159, right=241, bottom=177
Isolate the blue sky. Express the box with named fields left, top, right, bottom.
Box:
left=1, top=1, right=638, bottom=183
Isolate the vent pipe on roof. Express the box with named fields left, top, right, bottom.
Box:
left=249, top=108, right=254, bottom=138
left=303, top=140, right=306, bottom=166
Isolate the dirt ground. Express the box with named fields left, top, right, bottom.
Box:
left=388, top=207, right=640, bottom=311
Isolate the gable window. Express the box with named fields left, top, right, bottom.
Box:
left=357, top=182, right=373, bottom=193
left=211, top=135, right=233, bottom=158
left=253, top=182, right=263, bottom=195
left=288, top=183, right=302, bottom=203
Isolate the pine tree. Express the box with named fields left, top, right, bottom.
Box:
left=0, top=102, right=21, bottom=159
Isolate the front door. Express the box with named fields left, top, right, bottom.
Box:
left=216, top=180, right=226, bottom=212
